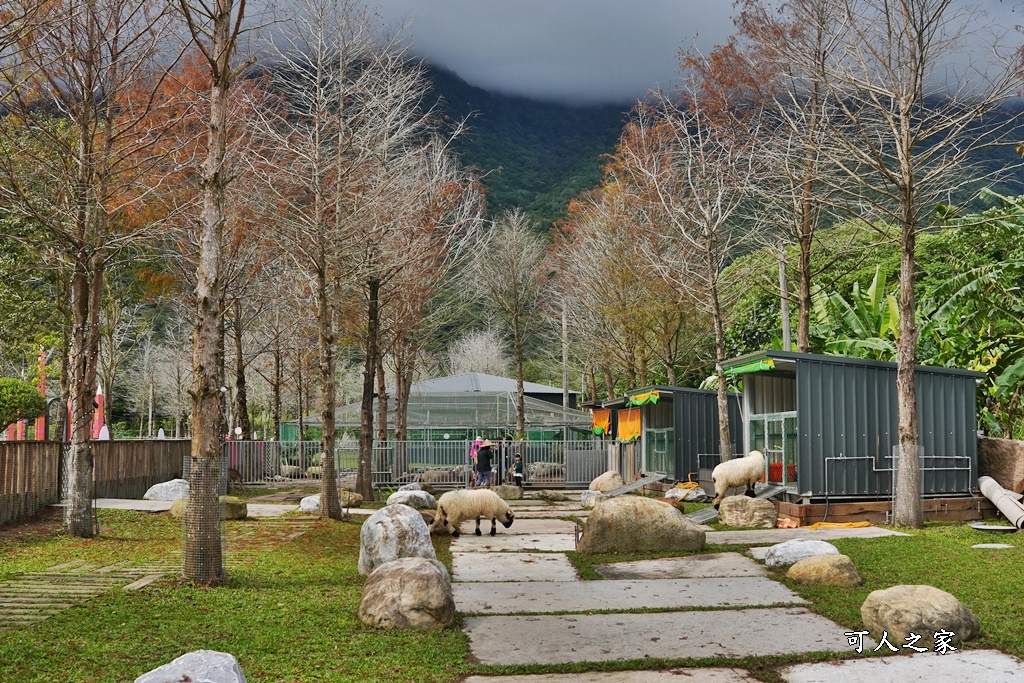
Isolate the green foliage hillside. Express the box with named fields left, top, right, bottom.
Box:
left=426, top=66, right=627, bottom=229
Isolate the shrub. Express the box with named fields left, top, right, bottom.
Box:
left=0, top=377, right=46, bottom=428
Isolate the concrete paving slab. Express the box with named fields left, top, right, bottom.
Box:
left=245, top=503, right=298, bottom=517
left=594, top=553, right=767, bottom=580
left=453, top=552, right=579, bottom=582
left=457, top=519, right=577, bottom=535
left=464, top=607, right=863, bottom=665
left=93, top=499, right=174, bottom=512
left=710, top=527, right=909, bottom=547
left=781, top=650, right=1024, bottom=682
left=454, top=576, right=805, bottom=614
left=973, top=543, right=1015, bottom=549
left=464, top=668, right=758, bottom=683
left=452, top=534, right=577, bottom=552
left=513, top=510, right=590, bottom=519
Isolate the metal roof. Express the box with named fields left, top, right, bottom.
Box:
left=722, top=349, right=986, bottom=379
left=408, top=372, right=577, bottom=396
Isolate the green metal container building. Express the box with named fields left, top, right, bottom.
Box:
left=722, top=350, right=984, bottom=501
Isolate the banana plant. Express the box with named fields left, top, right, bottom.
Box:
left=811, top=266, right=899, bottom=361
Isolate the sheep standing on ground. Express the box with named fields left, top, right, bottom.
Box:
left=711, top=450, right=767, bottom=509
left=428, top=489, right=515, bottom=537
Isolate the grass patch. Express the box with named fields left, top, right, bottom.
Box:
left=0, top=509, right=469, bottom=683
left=781, top=523, right=1024, bottom=658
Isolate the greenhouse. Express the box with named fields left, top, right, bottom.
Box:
left=282, top=372, right=592, bottom=441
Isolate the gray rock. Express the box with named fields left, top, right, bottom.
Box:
left=861, top=584, right=980, bottom=645
left=143, top=479, right=190, bottom=501
left=662, top=487, right=688, bottom=500
left=358, top=504, right=436, bottom=575
left=577, top=496, right=705, bottom=554
left=683, top=487, right=709, bottom=503
left=386, top=490, right=437, bottom=509
left=299, top=495, right=320, bottom=514
left=786, top=554, right=862, bottom=587
left=580, top=490, right=608, bottom=508
left=134, top=649, right=245, bottom=683
left=763, top=539, right=839, bottom=569
left=397, top=483, right=423, bottom=492
left=357, top=557, right=455, bottom=630
left=492, top=484, right=523, bottom=500
left=589, top=471, right=625, bottom=492
left=339, top=490, right=363, bottom=507
left=535, top=489, right=571, bottom=502
left=718, top=496, right=777, bottom=528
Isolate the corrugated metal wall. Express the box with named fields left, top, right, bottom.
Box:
left=793, top=357, right=977, bottom=498
left=674, top=390, right=741, bottom=480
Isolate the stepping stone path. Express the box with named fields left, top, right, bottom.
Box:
left=450, top=493, right=1024, bottom=681
left=0, top=514, right=316, bottom=631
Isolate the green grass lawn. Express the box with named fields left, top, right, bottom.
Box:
left=3, top=511, right=1023, bottom=682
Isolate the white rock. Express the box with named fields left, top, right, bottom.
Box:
left=580, top=490, right=607, bottom=508
left=763, top=539, right=840, bottom=569
left=299, top=495, right=320, bottom=514
left=143, top=479, right=190, bottom=501
left=683, top=488, right=709, bottom=502
left=357, top=557, right=455, bottom=630
left=397, top=483, right=423, bottom=492
left=663, top=488, right=688, bottom=500
left=358, top=504, right=436, bottom=576
left=134, top=650, right=245, bottom=683
left=589, top=470, right=625, bottom=492
left=386, top=490, right=437, bottom=509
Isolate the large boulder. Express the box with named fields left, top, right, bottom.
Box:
left=718, top=496, right=777, bottom=528
left=577, top=495, right=705, bottom=554
left=357, top=557, right=455, bottom=630
left=387, top=490, right=437, bottom=510
left=144, top=478, right=189, bottom=501
left=861, top=585, right=980, bottom=645
left=134, top=650, right=245, bottom=683
left=978, top=436, right=1024, bottom=493
left=580, top=490, right=608, bottom=508
left=168, top=496, right=246, bottom=519
left=301, top=492, right=364, bottom=514
left=397, top=482, right=423, bottom=492
left=763, top=539, right=839, bottom=570
left=492, top=484, right=523, bottom=500
left=589, top=471, right=626, bottom=492
left=787, top=554, right=862, bottom=587
left=358, top=504, right=436, bottom=575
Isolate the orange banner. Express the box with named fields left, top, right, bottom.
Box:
left=616, top=408, right=641, bottom=442
left=590, top=408, right=611, bottom=436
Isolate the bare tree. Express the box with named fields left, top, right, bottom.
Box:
left=0, top=0, right=183, bottom=536
left=176, top=0, right=252, bottom=584
left=617, top=94, right=760, bottom=461
left=791, top=0, right=1024, bottom=526
left=447, top=329, right=511, bottom=376
left=471, top=210, right=547, bottom=438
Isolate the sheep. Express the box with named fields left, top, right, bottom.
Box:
left=711, top=450, right=767, bottom=509
left=428, top=489, right=515, bottom=538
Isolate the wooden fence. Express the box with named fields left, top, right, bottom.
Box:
left=0, top=440, right=189, bottom=526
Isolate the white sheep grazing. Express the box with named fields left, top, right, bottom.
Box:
left=428, top=489, right=515, bottom=538
left=711, top=450, right=767, bottom=509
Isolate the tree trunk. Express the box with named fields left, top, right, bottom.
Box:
left=513, top=322, right=526, bottom=439
left=604, top=366, right=614, bottom=401
left=316, top=268, right=342, bottom=520
left=183, top=33, right=234, bottom=584
left=393, top=337, right=413, bottom=479
left=272, top=339, right=281, bottom=441
left=357, top=278, right=380, bottom=501
left=892, top=220, right=923, bottom=527
left=232, top=299, right=250, bottom=439
left=297, top=354, right=304, bottom=442
left=797, top=228, right=812, bottom=353
left=709, top=271, right=733, bottom=462
left=64, top=249, right=104, bottom=538
left=375, top=349, right=387, bottom=445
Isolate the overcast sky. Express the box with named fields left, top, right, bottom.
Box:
left=368, top=0, right=735, bottom=104
left=367, top=0, right=1023, bottom=105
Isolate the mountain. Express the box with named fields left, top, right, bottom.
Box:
left=426, top=66, right=628, bottom=229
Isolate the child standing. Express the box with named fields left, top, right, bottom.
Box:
left=512, top=454, right=524, bottom=489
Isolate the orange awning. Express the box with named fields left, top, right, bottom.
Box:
left=617, top=407, right=641, bottom=442
left=591, top=408, right=611, bottom=436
